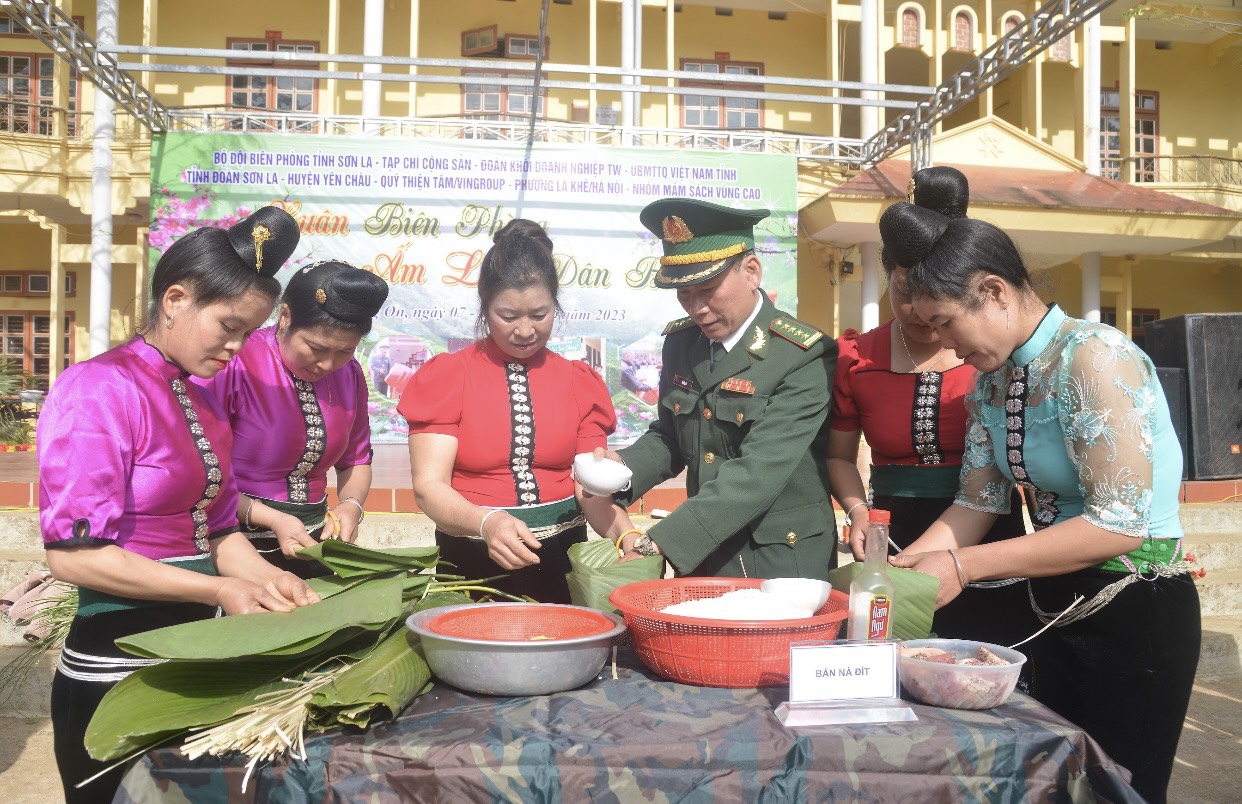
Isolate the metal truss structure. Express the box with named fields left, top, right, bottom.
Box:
left=4, top=0, right=168, bottom=131
left=863, top=0, right=1121, bottom=168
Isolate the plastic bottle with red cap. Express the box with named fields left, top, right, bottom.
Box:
left=846, top=509, right=896, bottom=641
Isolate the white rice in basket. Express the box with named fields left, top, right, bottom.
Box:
left=660, top=588, right=812, bottom=620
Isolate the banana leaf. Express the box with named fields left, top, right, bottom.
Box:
left=308, top=629, right=431, bottom=730
left=116, top=577, right=404, bottom=660
left=827, top=563, right=939, bottom=641
left=299, top=541, right=439, bottom=578
left=565, top=539, right=664, bottom=613
left=85, top=656, right=305, bottom=761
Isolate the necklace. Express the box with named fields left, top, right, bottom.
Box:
left=897, top=324, right=948, bottom=378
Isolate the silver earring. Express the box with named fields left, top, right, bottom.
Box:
left=165, top=314, right=174, bottom=329
left=1006, top=308, right=1011, bottom=330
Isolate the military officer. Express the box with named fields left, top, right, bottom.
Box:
left=586, top=198, right=838, bottom=580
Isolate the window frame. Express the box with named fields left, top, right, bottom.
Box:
left=679, top=57, right=765, bottom=131
left=224, top=35, right=320, bottom=117
left=1100, top=86, right=1159, bottom=182
left=0, top=310, right=74, bottom=390
left=0, top=52, right=82, bottom=136
left=0, top=271, right=76, bottom=298
left=461, top=69, right=546, bottom=122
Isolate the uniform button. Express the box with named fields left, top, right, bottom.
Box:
left=673, top=403, right=681, bottom=413
left=785, top=531, right=797, bottom=545
left=704, top=452, right=716, bottom=464
left=1141, top=542, right=1151, bottom=552
left=735, top=411, right=744, bottom=423
left=703, top=408, right=712, bottom=420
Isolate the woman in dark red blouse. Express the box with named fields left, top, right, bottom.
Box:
left=827, top=167, right=1033, bottom=649
left=400, top=220, right=615, bottom=603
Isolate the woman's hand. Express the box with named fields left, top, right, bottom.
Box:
left=332, top=502, right=363, bottom=544
left=272, top=513, right=318, bottom=558
left=214, top=573, right=319, bottom=615
left=481, top=511, right=542, bottom=570
left=889, top=550, right=965, bottom=608
left=847, top=519, right=868, bottom=562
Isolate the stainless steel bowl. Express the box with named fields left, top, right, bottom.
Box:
left=405, top=602, right=627, bottom=696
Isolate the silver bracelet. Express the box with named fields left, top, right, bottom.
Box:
left=242, top=496, right=255, bottom=530
left=844, top=501, right=868, bottom=524
left=947, top=548, right=970, bottom=588
left=478, top=508, right=501, bottom=539
left=338, top=496, right=365, bottom=523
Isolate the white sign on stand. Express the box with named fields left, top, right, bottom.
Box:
left=774, top=640, right=916, bottom=727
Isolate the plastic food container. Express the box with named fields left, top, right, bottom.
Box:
left=898, top=638, right=1026, bottom=710
left=406, top=602, right=626, bottom=696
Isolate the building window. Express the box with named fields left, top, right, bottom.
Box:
left=0, top=54, right=81, bottom=136
left=953, top=11, right=974, bottom=51
left=1101, top=307, right=1160, bottom=351
left=0, top=271, right=76, bottom=298
left=0, top=312, right=72, bottom=389
left=1101, top=88, right=1158, bottom=182
left=681, top=59, right=763, bottom=130
left=461, top=25, right=499, bottom=56
left=900, top=8, right=922, bottom=48
left=1002, top=14, right=1023, bottom=37
left=226, top=36, right=318, bottom=126
left=462, top=71, right=544, bottom=122
left=505, top=34, right=547, bottom=60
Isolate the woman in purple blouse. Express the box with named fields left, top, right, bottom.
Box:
left=37, top=207, right=321, bottom=804
left=200, top=261, right=389, bottom=577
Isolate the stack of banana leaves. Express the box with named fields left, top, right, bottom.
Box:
left=83, top=541, right=517, bottom=787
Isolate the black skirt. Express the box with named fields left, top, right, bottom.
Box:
left=52, top=602, right=216, bottom=804
left=434, top=524, right=588, bottom=604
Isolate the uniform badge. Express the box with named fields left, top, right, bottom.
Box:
left=720, top=378, right=755, bottom=395
left=749, top=325, right=767, bottom=353
left=673, top=374, right=696, bottom=391
left=770, top=317, right=824, bottom=349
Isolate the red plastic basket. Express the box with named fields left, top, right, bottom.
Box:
left=608, top=578, right=849, bottom=688
left=422, top=603, right=620, bottom=642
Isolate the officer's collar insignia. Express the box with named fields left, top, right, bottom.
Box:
left=720, top=378, right=755, bottom=395
left=662, top=215, right=694, bottom=244
left=749, top=325, right=767, bottom=354
left=673, top=374, right=696, bottom=391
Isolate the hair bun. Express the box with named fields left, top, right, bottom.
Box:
left=226, top=206, right=301, bottom=277
left=879, top=202, right=952, bottom=269
left=293, top=261, right=390, bottom=324
left=911, top=166, right=969, bottom=219
left=493, top=218, right=553, bottom=252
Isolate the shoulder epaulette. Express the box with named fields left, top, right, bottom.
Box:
left=769, top=316, right=824, bottom=349
left=662, top=316, right=696, bottom=336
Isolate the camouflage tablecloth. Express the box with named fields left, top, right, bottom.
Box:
left=116, top=649, right=1141, bottom=803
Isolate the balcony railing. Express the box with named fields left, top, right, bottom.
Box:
left=162, top=109, right=869, bottom=163
left=0, top=99, right=79, bottom=138
left=1100, top=155, right=1242, bottom=187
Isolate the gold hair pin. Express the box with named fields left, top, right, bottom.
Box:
left=315, top=288, right=327, bottom=304
left=906, top=177, right=917, bottom=203
left=251, top=225, right=272, bottom=271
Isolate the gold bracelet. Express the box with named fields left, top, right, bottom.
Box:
left=324, top=510, right=340, bottom=539
left=947, top=548, right=969, bottom=589
left=614, top=528, right=644, bottom=556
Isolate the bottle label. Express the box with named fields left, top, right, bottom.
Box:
left=867, top=595, right=891, bottom=640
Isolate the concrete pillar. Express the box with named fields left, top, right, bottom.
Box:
left=932, top=0, right=943, bottom=133
left=50, top=225, right=66, bottom=386
left=90, top=0, right=117, bottom=357
left=861, top=242, right=882, bottom=332
left=362, top=0, right=383, bottom=126
left=1118, top=260, right=1134, bottom=338
left=1119, top=15, right=1136, bottom=183
left=408, top=0, right=420, bottom=120
left=1083, top=16, right=1101, bottom=174
left=860, top=0, right=879, bottom=137
left=666, top=0, right=675, bottom=129
left=1081, top=252, right=1101, bottom=322
left=327, top=0, right=341, bottom=116
left=982, top=0, right=994, bottom=116
left=621, top=0, right=636, bottom=131
left=827, top=3, right=840, bottom=135
left=589, top=0, right=598, bottom=122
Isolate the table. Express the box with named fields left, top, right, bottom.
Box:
left=115, top=650, right=1141, bottom=803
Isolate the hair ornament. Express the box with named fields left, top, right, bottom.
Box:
left=251, top=225, right=272, bottom=272
left=315, top=288, right=328, bottom=304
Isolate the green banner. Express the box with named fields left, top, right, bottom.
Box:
left=150, top=132, right=797, bottom=444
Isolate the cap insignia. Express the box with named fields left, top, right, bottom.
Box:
left=251, top=225, right=272, bottom=272
left=662, top=215, right=694, bottom=244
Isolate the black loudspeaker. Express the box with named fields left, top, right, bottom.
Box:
left=1154, top=368, right=1190, bottom=481
left=1145, top=314, right=1242, bottom=481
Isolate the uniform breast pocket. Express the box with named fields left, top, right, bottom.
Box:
left=713, top=395, right=769, bottom=431
left=660, top=388, right=699, bottom=454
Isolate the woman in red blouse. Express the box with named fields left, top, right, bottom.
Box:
left=828, top=167, right=1033, bottom=649
left=399, top=220, right=616, bottom=603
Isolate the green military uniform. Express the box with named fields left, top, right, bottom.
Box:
left=616, top=198, right=839, bottom=580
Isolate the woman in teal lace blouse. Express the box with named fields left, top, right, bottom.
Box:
left=881, top=200, right=1199, bottom=804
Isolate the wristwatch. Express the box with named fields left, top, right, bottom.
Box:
left=633, top=534, right=659, bottom=557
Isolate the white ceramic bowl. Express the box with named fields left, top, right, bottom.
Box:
left=759, top=577, right=832, bottom=614
left=572, top=453, right=633, bottom=496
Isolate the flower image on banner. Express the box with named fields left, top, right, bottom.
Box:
left=149, top=133, right=798, bottom=445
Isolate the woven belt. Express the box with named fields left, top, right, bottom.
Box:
left=466, top=496, right=585, bottom=540
left=76, top=554, right=217, bottom=617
